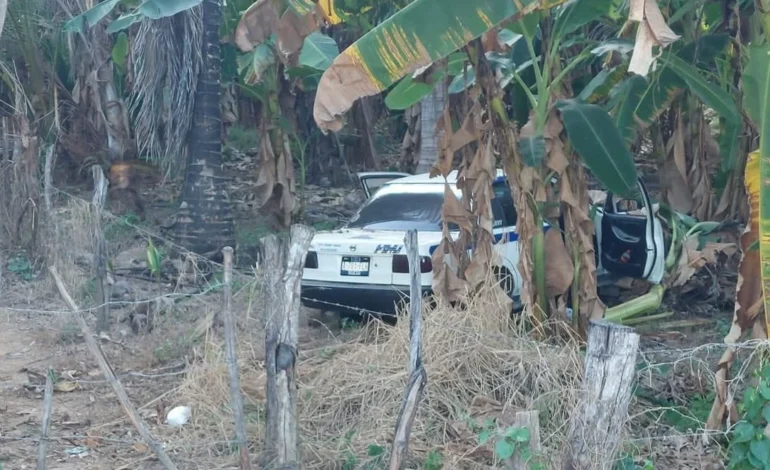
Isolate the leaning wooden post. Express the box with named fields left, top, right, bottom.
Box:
left=48, top=266, right=177, bottom=470
left=221, top=247, right=251, bottom=470
left=563, top=320, right=639, bottom=470
left=91, top=165, right=110, bottom=332
left=36, top=366, right=54, bottom=470
left=389, top=229, right=427, bottom=470
left=262, top=225, right=314, bottom=469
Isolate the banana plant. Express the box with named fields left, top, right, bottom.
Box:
left=706, top=0, right=770, bottom=430
left=741, top=47, right=770, bottom=340
left=234, top=0, right=341, bottom=228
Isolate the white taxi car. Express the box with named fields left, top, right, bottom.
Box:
left=300, top=170, right=665, bottom=318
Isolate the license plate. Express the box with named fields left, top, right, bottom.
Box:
left=341, top=256, right=370, bottom=276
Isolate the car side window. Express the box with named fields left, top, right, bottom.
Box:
left=492, top=182, right=517, bottom=227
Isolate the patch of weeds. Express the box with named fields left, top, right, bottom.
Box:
left=319, top=348, right=336, bottom=360
left=243, top=403, right=264, bottom=424
left=361, top=443, right=386, bottom=469
left=153, top=334, right=198, bottom=364
left=634, top=364, right=714, bottom=432
left=57, top=321, right=82, bottom=344
left=716, top=318, right=732, bottom=339
left=340, top=431, right=357, bottom=470
left=471, top=418, right=544, bottom=468
left=661, top=392, right=715, bottom=432
left=81, top=278, right=98, bottom=302
left=616, top=455, right=654, bottom=470
left=341, top=317, right=360, bottom=330
left=207, top=271, right=250, bottom=294
left=104, top=212, right=143, bottom=241
left=236, top=223, right=272, bottom=248
left=727, top=364, right=770, bottom=469
left=225, top=125, right=259, bottom=157
left=423, top=448, right=444, bottom=470
left=7, top=253, right=36, bottom=281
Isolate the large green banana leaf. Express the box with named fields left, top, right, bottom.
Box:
left=557, top=99, right=637, bottom=196
left=610, top=75, right=648, bottom=143
left=606, top=34, right=739, bottom=169
left=313, top=0, right=570, bottom=132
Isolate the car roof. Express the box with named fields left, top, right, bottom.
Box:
left=386, top=169, right=507, bottom=186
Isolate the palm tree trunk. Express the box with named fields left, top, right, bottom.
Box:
left=415, top=83, right=446, bottom=174
left=0, top=0, right=8, bottom=42
left=174, top=0, right=235, bottom=259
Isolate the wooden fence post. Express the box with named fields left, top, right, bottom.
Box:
left=389, top=229, right=427, bottom=470
left=262, top=225, right=314, bottom=469
left=563, top=320, right=639, bottom=470
left=36, top=366, right=54, bottom=470
left=221, top=247, right=251, bottom=470
left=91, top=165, right=110, bottom=332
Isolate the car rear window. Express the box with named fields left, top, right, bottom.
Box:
left=347, top=192, right=447, bottom=231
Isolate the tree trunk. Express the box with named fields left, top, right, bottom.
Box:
left=263, top=225, right=314, bottom=469
left=563, top=321, right=639, bottom=469
left=0, top=0, right=8, bottom=42
left=415, top=83, right=446, bottom=174
left=174, top=0, right=235, bottom=259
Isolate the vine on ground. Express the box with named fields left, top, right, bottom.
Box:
left=728, top=364, right=770, bottom=469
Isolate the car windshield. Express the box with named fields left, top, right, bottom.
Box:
left=346, top=190, right=447, bottom=231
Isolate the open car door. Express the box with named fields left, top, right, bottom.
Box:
left=594, top=178, right=666, bottom=284
left=357, top=172, right=410, bottom=199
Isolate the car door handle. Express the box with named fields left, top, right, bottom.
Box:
left=611, top=226, right=640, bottom=243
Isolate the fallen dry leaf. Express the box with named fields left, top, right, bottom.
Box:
left=83, top=436, right=103, bottom=448
left=54, top=380, right=79, bottom=393
left=669, top=236, right=735, bottom=287
left=133, top=442, right=149, bottom=453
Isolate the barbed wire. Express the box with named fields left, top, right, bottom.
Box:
left=0, top=277, right=264, bottom=316
left=0, top=424, right=739, bottom=455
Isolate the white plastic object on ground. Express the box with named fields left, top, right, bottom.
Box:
left=166, top=405, right=192, bottom=427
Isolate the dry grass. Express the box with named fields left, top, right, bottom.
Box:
left=0, top=152, right=41, bottom=256
left=44, top=196, right=96, bottom=296
left=174, top=279, right=584, bottom=469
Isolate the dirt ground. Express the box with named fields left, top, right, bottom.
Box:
left=0, top=275, right=347, bottom=470
left=0, top=168, right=355, bottom=469
left=0, top=257, right=736, bottom=470
left=0, top=159, right=743, bottom=469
